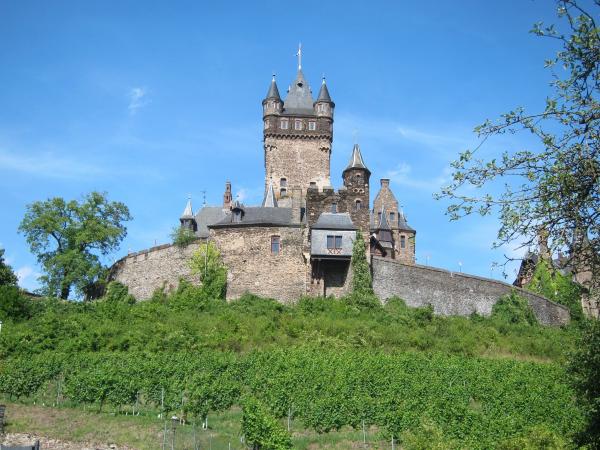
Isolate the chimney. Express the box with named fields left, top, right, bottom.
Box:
left=223, top=181, right=232, bottom=209
left=380, top=178, right=390, bottom=188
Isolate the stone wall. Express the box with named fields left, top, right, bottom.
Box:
left=211, top=225, right=307, bottom=302
left=109, top=242, right=201, bottom=300
left=372, top=257, right=570, bottom=326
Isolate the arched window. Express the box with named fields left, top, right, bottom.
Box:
left=355, top=200, right=362, bottom=211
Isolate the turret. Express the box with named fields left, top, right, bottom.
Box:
left=342, top=144, right=371, bottom=236
left=180, top=197, right=197, bottom=232
left=223, top=181, right=232, bottom=210
left=314, top=77, right=334, bottom=120
left=262, top=75, right=283, bottom=127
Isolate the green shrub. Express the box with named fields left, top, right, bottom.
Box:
left=497, top=425, right=569, bottom=449
left=0, top=248, right=18, bottom=287
left=103, top=281, right=135, bottom=305
left=351, top=231, right=373, bottom=297
left=170, top=226, right=197, bottom=248
left=0, top=285, right=31, bottom=321
left=491, top=292, right=537, bottom=325
left=241, top=396, right=292, bottom=450
left=190, top=242, right=227, bottom=299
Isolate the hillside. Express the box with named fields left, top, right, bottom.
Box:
left=0, top=283, right=587, bottom=449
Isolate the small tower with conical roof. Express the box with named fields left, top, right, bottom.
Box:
left=263, top=46, right=333, bottom=198
left=372, top=205, right=395, bottom=258
left=342, top=144, right=371, bottom=236
left=180, top=197, right=197, bottom=232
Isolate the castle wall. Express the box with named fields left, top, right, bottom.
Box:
left=211, top=226, right=307, bottom=302
left=109, top=242, right=201, bottom=300
left=372, top=257, right=570, bottom=326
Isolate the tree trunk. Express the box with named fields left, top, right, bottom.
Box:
left=60, top=283, right=70, bottom=299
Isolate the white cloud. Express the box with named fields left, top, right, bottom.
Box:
left=16, top=265, right=40, bottom=285
left=128, top=87, right=150, bottom=114
left=386, top=163, right=453, bottom=193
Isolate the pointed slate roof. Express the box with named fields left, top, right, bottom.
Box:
left=265, top=75, right=281, bottom=100
left=283, top=70, right=314, bottom=115
left=262, top=180, right=278, bottom=207
left=316, top=78, right=332, bottom=103
left=344, top=144, right=370, bottom=173
left=180, top=198, right=194, bottom=219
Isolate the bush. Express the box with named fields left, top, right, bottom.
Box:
left=497, top=425, right=569, bottom=449
left=241, top=396, right=292, bottom=450
left=0, top=285, right=31, bottom=321
left=190, top=242, right=227, bottom=299
left=0, top=248, right=17, bottom=287
left=171, top=226, right=197, bottom=248
left=351, top=231, right=373, bottom=297
left=103, top=281, right=135, bottom=305
left=491, top=292, right=537, bottom=325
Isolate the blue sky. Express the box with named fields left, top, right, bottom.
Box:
left=0, top=1, right=565, bottom=292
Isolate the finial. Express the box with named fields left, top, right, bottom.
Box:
left=296, top=42, right=302, bottom=70
left=322, top=74, right=326, bottom=84
left=352, top=129, right=358, bottom=145
left=187, top=193, right=192, bottom=200
left=272, top=73, right=276, bottom=81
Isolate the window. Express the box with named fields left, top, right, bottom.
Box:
left=280, top=178, right=287, bottom=187
left=331, top=203, right=337, bottom=213
left=327, top=235, right=343, bottom=250
left=390, top=212, right=395, bottom=223
left=308, top=121, right=316, bottom=131
left=281, top=119, right=289, bottom=130
left=309, top=181, right=317, bottom=188
left=264, top=120, right=269, bottom=129
left=294, top=120, right=303, bottom=130
left=400, top=235, right=406, bottom=249
left=355, top=200, right=362, bottom=210
left=378, top=212, right=382, bottom=222
left=280, top=188, right=287, bottom=197
left=271, top=236, right=281, bottom=255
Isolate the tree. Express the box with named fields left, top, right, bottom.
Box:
left=189, top=241, right=227, bottom=299
left=437, top=0, right=600, bottom=279
left=170, top=226, right=197, bottom=248
left=18, top=192, right=131, bottom=299
left=351, top=231, right=373, bottom=296
left=568, top=319, right=600, bottom=448
left=0, top=248, right=17, bottom=287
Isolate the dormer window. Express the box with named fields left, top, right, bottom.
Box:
left=294, top=120, right=302, bottom=130
left=281, top=119, right=289, bottom=130
left=308, top=121, right=316, bottom=131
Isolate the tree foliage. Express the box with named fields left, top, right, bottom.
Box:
left=18, top=192, right=131, bottom=299
left=170, top=226, right=197, bottom=248
left=491, top=292, right=537, bottom=326
left=190, top=241, right=227, bottom=299
left=349, top=232, right=378, bottom=308
left=526, top=259, right=584, bottom=321
left=437, top=0, right=600, bottom=279
left=0, top=249, right=18, bottom=287
left=569, top=319, right=600, bottom=448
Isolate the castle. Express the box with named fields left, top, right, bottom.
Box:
left=177, top=53, right=416, bottom=300
left=109, top=53, right=571, bottom=326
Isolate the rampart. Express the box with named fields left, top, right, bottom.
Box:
left=371, top=257, right=570, bottom=326
left=108, top=242, right=201, bottom=300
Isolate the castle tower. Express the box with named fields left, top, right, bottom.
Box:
left=263, top=48, right=334, bottom=199
left=179, top=197, right=197, bottom=232
left=372, top=205, right=395, bottom=258
left=373, top=178, right=416, bottom=264
left=342, top=144, right=370, bottom=236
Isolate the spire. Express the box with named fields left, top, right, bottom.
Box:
left=344, top=144, right=369, bottom=172
left=316, top=76, right=332, bottom=103
left=262, top=180, right=278, bottom=208
left=180, top=196, right=194, bottom=219
left=265, top=74, right=281, bottom=100
left=283, top=45, right=314, bottom=114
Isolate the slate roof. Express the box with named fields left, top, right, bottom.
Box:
left=194, top=206, right=229, bottom=238
left=263, top=181, right=278, bottom=207
left=316, top=78, right=332, bottom=103
left=180, top=199, right=194, bottom=219
left=344, top=144, right=369, bottom=173
left=312, top=212, right=357, bottom=230
left=283, top=69, right=314, bottom=115
left=210, top=207, right=295, bottom=228
left=397, top=211, right=415, bottom=232
left=265, top=76, right=281, bottom=100
left=377, top=206, right=391, bottom=230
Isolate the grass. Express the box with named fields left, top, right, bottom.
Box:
left=2, top=402, right=388, bottom=449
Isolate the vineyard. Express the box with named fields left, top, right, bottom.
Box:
left=0, top=288, right=587, bottom=448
